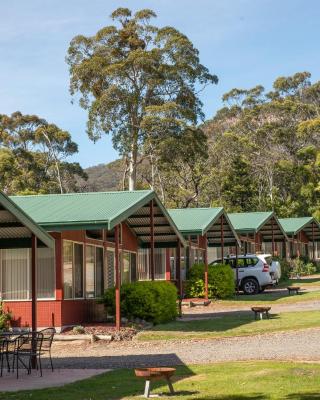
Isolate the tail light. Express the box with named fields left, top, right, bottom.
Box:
left=262, top=263, right=269, bottom=272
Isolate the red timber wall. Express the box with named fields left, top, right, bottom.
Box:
left=5, top=222, right=139, bottom=329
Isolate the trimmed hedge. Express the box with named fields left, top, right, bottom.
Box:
left=186, top=263, right=235, bottom=299
left=101, top=281, right=178, bottom=324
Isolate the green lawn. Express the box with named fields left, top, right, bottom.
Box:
left=138, top=310, right=320, bottom=341
left=213, top=288, right=320, bottom=307
left=3, top=362, right=320, bottom=399
left=278, top=276, right=320, bottom=288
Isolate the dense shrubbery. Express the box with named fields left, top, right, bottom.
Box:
left=291, top=258, right=317, bottom=277
left=186, top=263, right=235, bottom=299
left=277, top=257, right=317, bottom=281
left=101, top=281, right=177, bottom=324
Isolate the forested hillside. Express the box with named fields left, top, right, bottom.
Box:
left=80, top=72, right=320, bottom=218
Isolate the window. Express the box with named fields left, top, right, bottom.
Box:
left=74, top=244, right=84, bottom=298
left=246, top=258, right=259, bottom=267
left=154, top=248, right=166, bottom=280
left=0, top=247, right=55, bottom=301
left=37, top=247, right=55, bottom=299
left=169, top=248, right=176, bottom=280
left=63, top=241, right=84, bottom=299
left=137, top=249, right=150, bottom=280
left=86, top=245, right=95, bottom=298
left=121, top=252, right=131, bottom=284
left=63, top=242, right=73, bottom=299
left=2, top=248, right=31, bottom=300
left=95, top=247, right=104, bottom=297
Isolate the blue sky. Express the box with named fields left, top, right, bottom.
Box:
left=1, top=0, right=320, bottom=168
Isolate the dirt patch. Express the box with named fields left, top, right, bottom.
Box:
left=62, top=324, right=138, bottom=341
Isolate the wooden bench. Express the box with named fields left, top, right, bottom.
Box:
left=287, top=286, right=300, bottom=295
left=135, top=367, right=176, bottom=398
left=251, top=306, right=271, bottom=320
left=190, top=300, right=211, bottom=308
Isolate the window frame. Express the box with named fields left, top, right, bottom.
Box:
left=62, top=240, right=85, bottom=300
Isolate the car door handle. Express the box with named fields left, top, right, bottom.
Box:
left=238, top=269, right=244, bottom=272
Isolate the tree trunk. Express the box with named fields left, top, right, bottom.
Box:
left=128, top=141, right=138, bottom=191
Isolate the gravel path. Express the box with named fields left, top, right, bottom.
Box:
left=50, top=327, right=320, bottom=369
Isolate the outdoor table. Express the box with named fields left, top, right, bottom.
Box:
left=251, top=306, right=271, bottom=320
left=287, top=286, right=300, bottom=295
left=135, top=367, right=176, bottom=398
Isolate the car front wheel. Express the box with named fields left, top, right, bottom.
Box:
left=242, top=278, right=259, bottom=295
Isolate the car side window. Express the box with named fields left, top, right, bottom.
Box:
left=226, top=259, right=235, bottom=268
left=235, top=258, right=246, bottom=268
left=246, top=258, right=259, bottom=267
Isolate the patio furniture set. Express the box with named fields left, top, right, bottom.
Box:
left=0, top=327, right=55, bottom=379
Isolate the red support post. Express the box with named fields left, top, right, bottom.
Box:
left=312, top=222, right=315, bottom=261
left=176, top=240, right=182, bottom=297
left=31, top=234, right=37, bottom=369
left=204, top=233, right=208, bottom=300
left=235, top=243, right=239, bottom=295
left=150, top=200, right=155, bottom=280
left=221, top=215, right=224, bottom=261
left=115, top=224, right=121, bottom=331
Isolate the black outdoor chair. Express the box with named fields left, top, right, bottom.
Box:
left=0, top=333, right=13, bottom=376
left=12, top=332, right=44, bottom=378
left=39, top=327, right=56, bottom=371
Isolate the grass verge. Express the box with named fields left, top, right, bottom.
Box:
left=2, top=361, right=320, bottom=399
left=138, top=310, right=320, bottom=341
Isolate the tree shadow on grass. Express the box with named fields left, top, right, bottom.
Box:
left=149, top=311, right=280, bottom=333
left=285, top=393, right=320, bottom=399
left=191, top=396, right=267, bottom=400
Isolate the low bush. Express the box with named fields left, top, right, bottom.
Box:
left=186, top=263, right=235, bottom=299
left=291, top=257, right=317, bottom=277
left=0, top=303, right=11, bottom=331
left=101, top=281, right=178, bottom=324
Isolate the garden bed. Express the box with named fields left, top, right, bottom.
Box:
left=61, top=323, right=138, bottom=341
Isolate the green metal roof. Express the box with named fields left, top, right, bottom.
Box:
left=167, top=208, right=224, bottom=235
left=228, top=212, right=273, bottom=233
left=10, top=191, right=186, bottom=246
left=11, top=190, right=155, bottom=230
left=0, top=191, right=54, bottom=248
left=278, top=217, right=316, bottom=235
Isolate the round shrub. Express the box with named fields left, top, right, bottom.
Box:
left=186, top=263, right=235, bottom=299
left=101, top=281, right=178, bottom=324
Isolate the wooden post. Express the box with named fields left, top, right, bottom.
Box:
left=115, top=224, right=121, bottom=331
left=176, top=240, right=182, bottom=297
left=204, top=233, right=208, bottom=300
left=150, top=200, right=155, bottom=280
left=235, top=243, right=239, bottom=295
left=271, top=218, right=275, bottom=256
left=312, top=222, right=315, bottom=261
left=221, top=215, right=224, bottom=261
left=31, top=234, right=37, bottom=369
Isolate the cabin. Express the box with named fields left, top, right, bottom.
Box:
left=228, top=212, right=288, bottom=257
left=168, top=207, right=240, bottom=265
left=2, top=190, right=185, bottom=331
left=278, top=217, right=320, bottom=260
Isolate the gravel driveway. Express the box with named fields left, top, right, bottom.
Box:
left=50, top=327, right=320, bottom=369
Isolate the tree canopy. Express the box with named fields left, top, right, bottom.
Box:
left=67, top=7, right=217, bottom=190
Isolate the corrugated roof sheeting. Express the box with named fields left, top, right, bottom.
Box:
left=11, top=191, right=153, bottom=228
left=168, top=208, right=223, bottom=235
left=279, top=217, right=320, bottom=239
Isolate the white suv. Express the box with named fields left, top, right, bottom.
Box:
left=211, top=254, right=275, bottom=295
